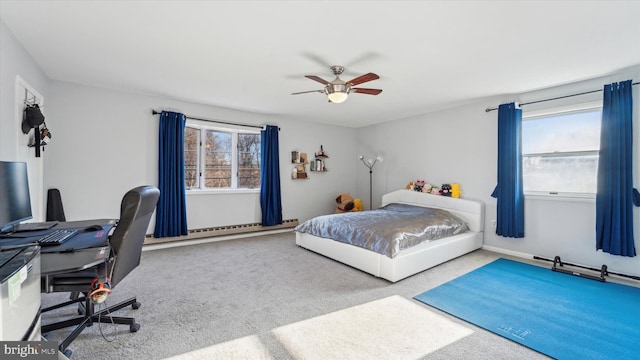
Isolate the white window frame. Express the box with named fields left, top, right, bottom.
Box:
left=185, top=123, right=261, bottom=193
left=522, top=101, right=602, bottom=200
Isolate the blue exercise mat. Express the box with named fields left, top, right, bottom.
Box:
left=414, top=258, right=640, bottom=360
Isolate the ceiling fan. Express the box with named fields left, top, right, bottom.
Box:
left=292, top=66, right=382, bottom=103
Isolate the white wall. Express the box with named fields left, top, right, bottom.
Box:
left=0, top=20, right=50, bottom=220
left=356, top=67, right=640, bottom=276
left=43, top=81, right=357, bottom=231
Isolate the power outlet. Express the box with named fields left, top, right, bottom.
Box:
left=491, top=220, right=497, bottom=229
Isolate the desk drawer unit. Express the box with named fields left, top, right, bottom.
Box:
left=0, top=245, right=41, bottom=341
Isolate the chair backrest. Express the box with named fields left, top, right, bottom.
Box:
left=108, top=185, right=160, bottom=287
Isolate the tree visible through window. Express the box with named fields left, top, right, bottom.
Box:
left=184, top=125, right=260, bottom=190
left=185, top=127, right=200, bottom=189
left=237, top=133, right=261, bottom=188
left=522, top=108, right=601, bottom=196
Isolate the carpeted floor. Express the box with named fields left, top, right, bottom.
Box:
left=272, top=295, right=472, bottom=360
left=162, top=296, right=473, bottom=360
left=41, top=232, right=554, bottom=359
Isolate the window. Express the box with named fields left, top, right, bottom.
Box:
left=184, top=125, right=261, bottom=190
left=522, top=107, right=601, bottom=196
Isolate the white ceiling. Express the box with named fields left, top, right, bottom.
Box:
left=2, top=1, right=640, bottom=128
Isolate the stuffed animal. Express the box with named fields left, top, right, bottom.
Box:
left=353, top=199, right=364, bottom=212
left=406, top=181, right=415, bottom=190
left=335, top=193, right=355, bottom=213
left=440, top=184, right=453, bottom=197
left=414, top=180, right=425, bottom=192
left=422, top=183, right=433, bottom=193
left=430, top=186, right=440, bottom=195
left=451, top=183, right=461, bottom=198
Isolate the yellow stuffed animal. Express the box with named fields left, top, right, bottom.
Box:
left=451, top=183, right=461, bottom=198
left=353, top=199, right=363, bottom=211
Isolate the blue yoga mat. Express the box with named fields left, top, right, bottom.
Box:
left=414, top=258, right=640, bottom=360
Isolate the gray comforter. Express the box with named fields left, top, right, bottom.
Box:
left=294, top=203, right=468, bottom=258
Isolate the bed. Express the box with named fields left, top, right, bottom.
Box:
left=295, top=189, right=485, bottom=282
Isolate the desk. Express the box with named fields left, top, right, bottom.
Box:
left=0, top=219, right=117, bottom=276
left=41, top=246, right=110, bottom=276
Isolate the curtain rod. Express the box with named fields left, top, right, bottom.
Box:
left=485, top=81, right=639, bottom=112
left=151, top=110, right=279, bottom=130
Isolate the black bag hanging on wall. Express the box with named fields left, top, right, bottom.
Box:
left=22, top=104, right=49, bottom=157
left=22, top=104, right=45, bottom=134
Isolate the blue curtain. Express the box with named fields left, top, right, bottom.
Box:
left=260, top=125, right=283, bottom=226
left=596, top=80, right=637, bottom=257
left=491, top=102, right=525, bottom=238
left=154, top=111, right=188, bottom=238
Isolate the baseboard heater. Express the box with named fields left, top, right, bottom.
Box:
left=144, top=219, right=298, bottom=245
left=534, top=255, right=640, bottom=282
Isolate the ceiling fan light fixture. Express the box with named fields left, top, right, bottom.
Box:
left=327, top=91, right=349, bottom=103
left=293, top=65, right=381, bottom=103
left=326, top=83, right=350, bottom=103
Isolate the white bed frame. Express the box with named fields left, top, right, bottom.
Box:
left=295, top=190, right=485, bottom=282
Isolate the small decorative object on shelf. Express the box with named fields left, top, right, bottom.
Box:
left=315, top=145, right=329, bottom=158
left=291, top=150, right=309, bottom=179
left=312, top=145, right=329, bottom=172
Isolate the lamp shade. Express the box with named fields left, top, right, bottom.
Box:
left=327, top=91, right=348, bottom=103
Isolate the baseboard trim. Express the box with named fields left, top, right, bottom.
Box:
left=481, top=245, right=534, bottom=260
left=142, top=228, right=294, bottom=251
left=143, top=219, right=298, bottom=246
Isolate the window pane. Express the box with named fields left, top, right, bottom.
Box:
left=522, top=110, right=601, bottom=154
left=523, top=154, right=598, bottom=193
left=184, top=127, right=200, bottom=189
left=522, top=109, right=600, bottom=194
left=205, top=130, right=232, bottom=188
left=237, top=133, right=261, bottom=188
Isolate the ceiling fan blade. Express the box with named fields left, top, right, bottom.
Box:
left=300, top=52, right=333, bottom=68
left=291, top=90, right=324, bottom=95
left=352, top=88, right=382, bottom=95
left=347, top=73, right=379, bottom=86
left=305, top=75, right=330, bottom=85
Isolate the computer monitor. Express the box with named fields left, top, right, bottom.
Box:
left=0, top=161, right=33, bottom=234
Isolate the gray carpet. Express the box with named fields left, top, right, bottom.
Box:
left=41, top=232, right=551, bottom=359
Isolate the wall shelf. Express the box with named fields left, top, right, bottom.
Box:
left=291, top=151, right=308, bottom=179
left=311, top=145, right=328, bottom=172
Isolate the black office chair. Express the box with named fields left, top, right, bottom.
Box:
left=41, top=185, right=160, bottom=356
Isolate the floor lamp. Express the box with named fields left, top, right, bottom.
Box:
left=359, top=155, right=383, bottom=210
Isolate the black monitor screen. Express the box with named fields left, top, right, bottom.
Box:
left=0, top=161, right=33, bottom=233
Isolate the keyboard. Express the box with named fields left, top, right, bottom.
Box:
left=37, top=229, right=79, bottom=246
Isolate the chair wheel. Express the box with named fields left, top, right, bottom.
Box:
left=132, top=302, right=141, bottom=310
left=130, top=323, right=140, bottom=332
left=63, top=348, right=73, bottom=358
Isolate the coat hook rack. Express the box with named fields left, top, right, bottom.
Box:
left=23, top=89, right=40, bottom=107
